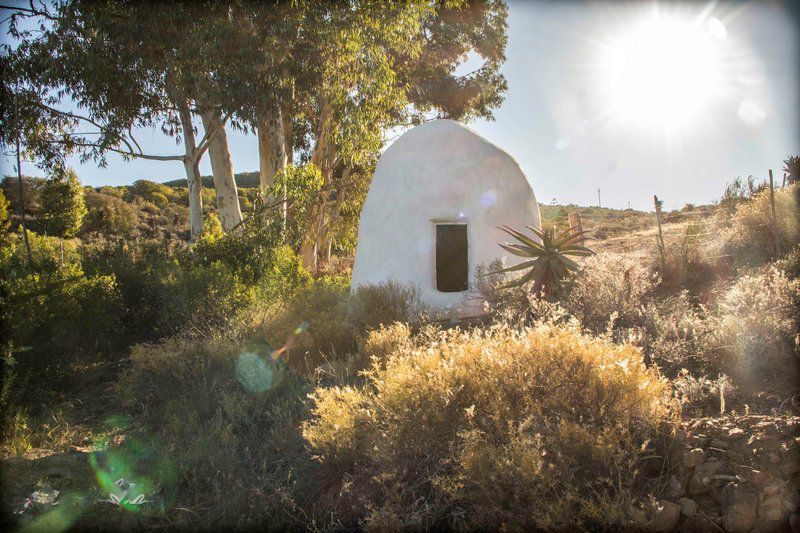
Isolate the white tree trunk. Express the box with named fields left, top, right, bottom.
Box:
left=179, top=104, right=204, bottom=241
left=300, top=98, right=337, bottom=268
left=201, top=109, right=242, bottom=231
left=257, top=104, right=287, bottom=188
left=185, top=158, right=204, bottom=241
left=257, top=102, right=288, bottom=232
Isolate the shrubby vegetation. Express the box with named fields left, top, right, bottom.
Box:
left=1, top=173, right=797, bottom=529
left=305, top=324, right=672, bottom=530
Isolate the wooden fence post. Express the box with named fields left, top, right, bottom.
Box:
left=768, top=169, right=781, bottom=255
left=654, top=195, right=666, bottom=272
left=568, top=212, right=584, bottom=245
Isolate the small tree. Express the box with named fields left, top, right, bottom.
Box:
left=39, top=168, right=87, bottom=238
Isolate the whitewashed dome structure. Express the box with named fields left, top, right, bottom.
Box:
left=351, top=119, right=541, bottom=316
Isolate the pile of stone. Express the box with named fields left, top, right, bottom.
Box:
left=647, top=414, right=799, bottom=532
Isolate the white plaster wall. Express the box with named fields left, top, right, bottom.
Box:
left=351, top=119, right=541, bottom=316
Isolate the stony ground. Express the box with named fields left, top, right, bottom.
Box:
left=647, top=415, right=800, bottom=532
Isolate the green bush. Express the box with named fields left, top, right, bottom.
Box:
left=117, top=338, right=313, bottom=529
left=39, top=168, right=87, bottom=238
left=82, top=189, right=139, bottom=237
left=263, top=278, right=421, bottom=374
left=1, top=263, right=122, bottom=368
left=304, top=324, right=673, bottom=530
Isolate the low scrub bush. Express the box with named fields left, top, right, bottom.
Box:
left=118, top=338, right=313, bottom=529
left=660, top=223, right=719, bottom=294
left=639, top=292, right=714, bottom=377
left=713, top=183, right=798, bottom=267
left=304, top=324, right=673, bottom=530
left=706, top=265, right=799, bottom=384
left=264, top=278, right=421, bottom=374
left=1, top=263, right=122, bottom=370
left=563, top=252, right=658, bottom=333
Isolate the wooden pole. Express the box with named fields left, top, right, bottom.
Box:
left=568, top=212, right=584, bottom=245
left=768, top=169, right=780, bottom=255
left=654, top=194, right=666, bottom=272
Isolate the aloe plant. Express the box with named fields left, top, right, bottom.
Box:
left=493, top=225, right=593, bottom=296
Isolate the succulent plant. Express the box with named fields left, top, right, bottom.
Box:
left=493, top=225, right=593, bottom=296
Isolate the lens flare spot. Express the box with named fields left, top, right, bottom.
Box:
left=480, top=189, right=498, bottom=207
left=294, top=320, right=310, bottom=335
left=235, top=352, right=273, bottom=393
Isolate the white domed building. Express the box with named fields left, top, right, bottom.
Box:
left=351, top=119, right=541, bottom=317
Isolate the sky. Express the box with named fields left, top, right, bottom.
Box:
left=2, top=0, right=798, bottom=211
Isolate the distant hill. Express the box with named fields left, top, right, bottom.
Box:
left=162, top=171, right=261, bottom=189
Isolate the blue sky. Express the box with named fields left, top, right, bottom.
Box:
left=2, top=0, right=798, bottom=211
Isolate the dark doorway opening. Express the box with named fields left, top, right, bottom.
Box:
left=436, top=224, right=468, bottom=292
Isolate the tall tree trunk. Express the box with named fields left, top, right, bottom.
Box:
left=257, top=103, right=288, bottom=188
left=179, top=103, right=204, bottom=241
left=300, top=98, right=336, bottom=268
left=257, top=102, right=288, bottom=233
left=201, top=109, right=242, bottom=231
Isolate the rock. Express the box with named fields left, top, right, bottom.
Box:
left=688, top=460, right=723, bottom=495
left=683, top=448, right=707, bottom=468
left=722, top=482, right=758, bottom=533
left=667, top=475, right=685, bottom=499
left=710, top=439, right=730, bottom=449
left=769, top=453, right=781, bottom=464
left=759, top=494, right=784, bottom=522
left=789, top=513, right=800, bottom=533
left=763, top=483, right=781, bottom=496
left=728, top=428, right=745, bottom=440
left=747, top=469, right=770, bottom=487
left=678, top=497, right=697, bottom=517
left=647, top=499, right=681, bottom=532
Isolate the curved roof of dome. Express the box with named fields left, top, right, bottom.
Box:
left=380, top=119, right=533, bottom=189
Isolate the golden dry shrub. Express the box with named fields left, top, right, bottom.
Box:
left=304, top=324, right=673, bottom=530
left=564, top=252, right=658, bottom=333
left=710, top=183, right=799, bottom=266
left=708, top=265, right=800, bottom=385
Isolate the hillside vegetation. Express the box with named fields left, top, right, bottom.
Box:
left=1, top=177, right=798, bottom=531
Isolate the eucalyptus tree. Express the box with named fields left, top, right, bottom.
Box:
left=287, top=0, right=510, bottom=267
left=0, top=0, right=256, bottom=238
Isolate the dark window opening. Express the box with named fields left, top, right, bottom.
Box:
left=436, top=224, right=468, bottom=292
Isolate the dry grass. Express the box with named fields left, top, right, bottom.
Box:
left=304, top=323, right=674, bottom=530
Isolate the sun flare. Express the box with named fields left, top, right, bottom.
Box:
left=596, top=11, right=727, bottom=133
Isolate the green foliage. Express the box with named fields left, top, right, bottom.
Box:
left=1, top=263, right=122, bottom=368
left=304, top=324, right=673, bottom=529
left=264, top=278, right=421, bottom=374
left=494, top=225, right=593, bottom=296
left=0, top=176, right=43, bottom=219
left=82, top=189, right=139, bottom=237
left=3, top=227, right=81, bottom=275
left=39, top=168, right=87, bottom=238
left=117, top=337, right=313, bottom=529
left=261, top=163, right=324, bottom=249
left=0, top=189, right=11, bottom=265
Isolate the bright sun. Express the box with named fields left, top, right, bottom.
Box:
left=597, top=12, right=726, bottom=133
